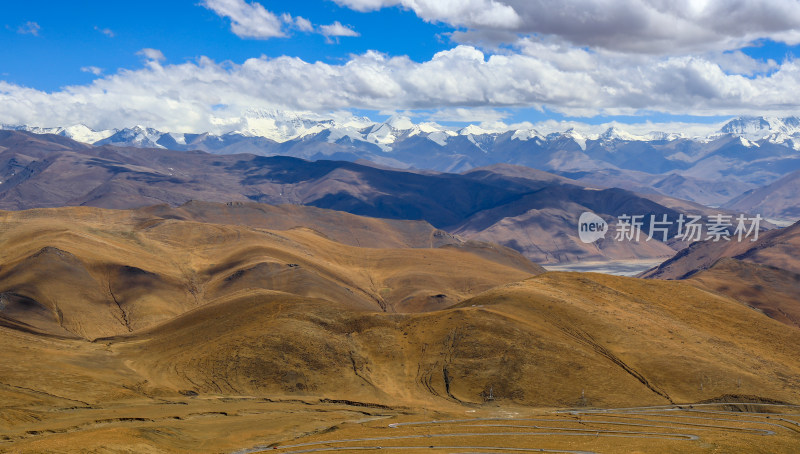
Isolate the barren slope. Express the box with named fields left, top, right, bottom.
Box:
left=91, top=269, right=800, bottom=424
left=1, top=209, right=799, bottom=452
left=642, top=220, right=800, bottom=280
left=641, top=220, right=800, bottom=328
left=0, top=205, right=539, bottom=339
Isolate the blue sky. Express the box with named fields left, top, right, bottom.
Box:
left=1, top=1, right=451, bottom=90
left=3, top=0, right=800, bottom=133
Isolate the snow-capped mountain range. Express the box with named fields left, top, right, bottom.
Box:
left=4, top=113, right=800, bottom=209
left=6, top=113, right=800, bottom=152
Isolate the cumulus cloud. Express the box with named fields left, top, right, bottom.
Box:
left=320, top=21, right=360, bottom=38
left=2, top=45, right=800, bottom=132
left=202, top=0, right=358, bottom=41
left=17, top=21, right=40, bottom=36
left=335, top=0, right=800, bottom=54
left=201, top=0, right=284, bottom=39
left=710, top=50, right=779, bottom=76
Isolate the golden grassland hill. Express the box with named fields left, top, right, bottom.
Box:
left=3, top=291, right=799, bottom=453
left=2, top=269, right=800, bottom=452
left=139, top=200, right=540, bottom=272
left=641, top=220, right=800, bottom=327
left=1, top=206, right=799, bottom=452
left=114, top=271, right=800, bottom=409
left=0, top=205, right=541, bottom=339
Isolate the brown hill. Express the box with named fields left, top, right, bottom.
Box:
left=725, top=169, right=800, bottom=221
left=641, top=220, right=800, bottom=327
left=641, top=220, right=800, bottom=279
left=1, top=208, right=800, bottom=452
left=687, top=258, right=800, bottom=328
left=452, top=186, right=680, bottom=263
left=458, top=164, right=758, bottom=264
left=0, top=205, right=540, bottom=339
left=120, top=271, right=800, bottom=408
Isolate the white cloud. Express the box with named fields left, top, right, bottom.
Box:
left=335, top=0, right=800, bottom=54
left=425, top=107, right=510, bottom=123
left=81, top=66, right=103, bottom=76
left=709, top=50, right=779, bottom=76
left=527, top=119, right=726, bottom=138
left=136, top=48, right=166, bottom=61
left=282, top=14, right=314, bottom=32
left=17, top=21, right=40, bottom=36
left=335, top=0, right=521, bottom=29
left=2, top=45, right=800, bottom=133
left=202, top=1, right=358, bottom=42
left=201, top=0, right=284, bottom=39
left=295, top=17, right=314, bottom=32
left=320, top=21, right=360, bottom=38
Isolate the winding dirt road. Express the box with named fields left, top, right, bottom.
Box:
left=239, top=402, right=800, bottom=454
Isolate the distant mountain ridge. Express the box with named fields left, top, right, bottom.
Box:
left=724, top=169, right=800, bottom=221
left=9, top=113, right=800, bottom=150
left=5, top=113, right=800, bottom=211
left=0, top=130, right=741, bottom=264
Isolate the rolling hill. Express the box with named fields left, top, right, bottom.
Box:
left=0, top=130, right=739, bottom=264
left=120, top=270, right=800, bottom=407
left=641, top=220, right=800, bottom=328
left=0, top=205, right=541, bottom=339
left=0, top=206, right=798, bottom=452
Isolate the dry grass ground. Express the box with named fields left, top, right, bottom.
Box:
left=641, top=219, right=800, bottom=329
left=0, top=206, right=798, bottom=452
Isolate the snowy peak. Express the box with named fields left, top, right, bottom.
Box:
left=1, top=123, right=117, bottom=143
left=596, top=126, right=677, bottom=142
left=6, top=112, right=800, bottom=157
left=645, top=131, right=683, bottom=142
left=561, top=128, right=587, bottom=150
left=96, top=125, right=166, bottom=148
left=720, top=116, right=800, bottom=140
left=426, top=130, right=455, bottom=146
left=233, top=109, right=336, bottom=142
left=598, top=126, right=645, bottom=142
left=59, top=124, right=117, bottom=143
left=384, top=115, right=415, bottom=131
left=364, top=116, right=453, bottom=150
left=720, top=116, right=771, bottom=136
left=458, top=124, right=502, bottom=152
left=459, top=124, right=499, bottom=137
left=511, top=129, right=543, bottom=142
left=738, top=136, right=759, bottom=148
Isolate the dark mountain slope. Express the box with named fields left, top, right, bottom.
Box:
left=0, top=130, right=734, bottom=263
